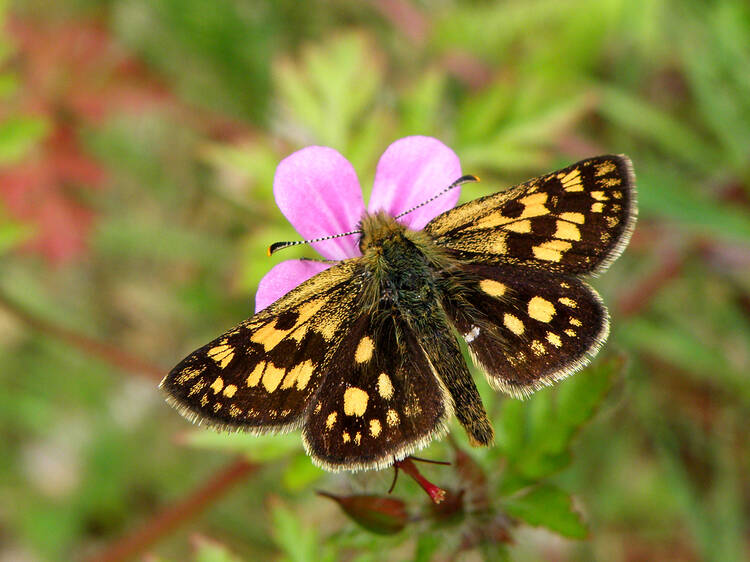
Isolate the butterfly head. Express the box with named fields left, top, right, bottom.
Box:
left=357, top=212, right=408, bottom=255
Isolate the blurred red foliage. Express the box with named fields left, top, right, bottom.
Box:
left=0, top=17, right=172, bottom=264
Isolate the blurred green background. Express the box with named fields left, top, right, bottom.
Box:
left=1, top=1, right=749, bottom=560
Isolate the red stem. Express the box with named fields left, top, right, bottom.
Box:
left=88, top=457, right=258, bottom=562
left=0, top=290, right=165, bottom=379
left=395, top=458, right=447, bottom=504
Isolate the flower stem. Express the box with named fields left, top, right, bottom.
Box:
left=394, top=457, right=447, bottom=504
left=88, top=457, right=258, bottom=562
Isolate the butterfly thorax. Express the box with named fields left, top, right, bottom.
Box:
left=357, top=211, right=454, bottom=311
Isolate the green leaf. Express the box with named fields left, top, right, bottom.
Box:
left=398, top=69, right=447, bottom=136
left=282, top=454, right=325, bottom=491
left=598, top=87, right=718, bottom=172
left=0, top=73, right=18, bottom=98
left=193, top=536, right=243, bottom=562
left=275, top=32, right=383, bottom=150
left=94, top=218, right=231, bottom=265
left=503, top=484, right=587, bottom=539
left=270, top=499, right=320, bottom=562
left=183, top=430, right=302, bottom=462
left=635, top=157, right=750, bottom=244
left=0, top=115, right=49, bottom=165
left=414, top=534, right=442, bottom=562
left=0, top=218, right=33, bottom=255
left=496, top=356, right=621, bottom=492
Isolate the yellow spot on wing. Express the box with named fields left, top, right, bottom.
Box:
left=386, top=409, right=400, bottom=427
left=223, top=384, right=237, bottom=398
left=210, top=377, right=224, bottom=394
left=229, top=404, right=242, bottom=417
left=531, top=340, right=546, bottom=356
left=479, top=279, right=507, bottom=298
left=504, top=219, right=531, bottom=233
left=570, top=318, right=582, bottom=326
left=503, top=313, right=525, bottom=335
left=528, top=296, right=556, bottom=322
left=354, top=432, right=362, bottom=446
left=246, top=361, right=265, bottom=387
left=559, top=212, right=585, bottom=224
left=369, top=419, right=382, bottom=437
left=355, top=336, right=374, bottom=363
left=519, top=192, right=548, bottom=208
left=546, top=332, right=562, bottom=348
left=596, top=161, right=616, bottom=176
left=176, top=366, right=204, bottom=384
left=591, top=202, right=604, bottom=213
left=189, top=379, right=206, bottom=396
left=342, top=432, right=351, bottom=443
left=207, top=344, right=234, bottom=369
left=558, top=297, right=577, bottom=308
left=296, top=298, right=327, bottom=323
left=377, top=373, right=394, bottom=400
left=532, top=240, right=572, bottom=262
left=591, top=191, right=608, bottom=201
left=262, top=363, right=285, bottom=392
left=326, top=412, right=337, bottom=429
left=250, top=322, right=289, bottom=352
left=343, top=387, right=369, bottom=416
left=471, top=193, right=549, bottom=231
left=491, top=234, right=508, bottom=254
left=281, top=359, right=315, bottom=390
left=602, top=177, right=621, bottom=187
left=565, top=329, right=577, bottom=337
left=316, top=316, right=340, bottom=341
left=560, top=168, right=583, bottom=191
left=554, top=220, right=581, bottom=241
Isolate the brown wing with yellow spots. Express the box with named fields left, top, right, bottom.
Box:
left=160, top=259, right=365, bottom=433
left=426, top=155, right=636, bottom=275
left=443, top=263, right=608, bottom=398
left=303, top=313, right=451, bottom=472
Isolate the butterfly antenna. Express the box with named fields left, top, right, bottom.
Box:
left=394, top=174, right=480, bottom=220
left=267, top=228, right=363, bottom=256
left=269, top=175, right=478, bottom=255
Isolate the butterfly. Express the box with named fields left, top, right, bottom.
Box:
left=161, top=155, right=636, bottom=472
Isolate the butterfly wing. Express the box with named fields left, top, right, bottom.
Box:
left=426, top=155, right=636, bottom=275
left=431, top=154, right=635, bottom=397
left=303, top=313, right=452, bottom=471
left=160, top=259, right=365, bottom=432
left=441, top=263, right=608, bottom=397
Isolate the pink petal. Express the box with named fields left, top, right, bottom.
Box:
left=274, top=146, right=365, bottom=260
left=254, top=260, right=332, bottom=312
left=368, top=136, right=462, bottom=230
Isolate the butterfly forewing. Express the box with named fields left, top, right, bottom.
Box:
left=160, top=260, right=364, bottom=432
left=443, top=263, right=608, bottom=397
left=303, top=314, right=451, bottom=471
left=426, top=155, right=636, bottom=275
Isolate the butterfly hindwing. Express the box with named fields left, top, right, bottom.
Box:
left=426, top=154, right=636, bottom=275
left=303, top=313, right=451, bottom=471
left=160, top=260, right=364, bottom=432
left=443, top=263, right=608, bottom=397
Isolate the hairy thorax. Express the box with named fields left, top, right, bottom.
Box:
left=357, top=212, right=455, bottom=313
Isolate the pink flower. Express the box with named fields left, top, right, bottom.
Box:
left=255, top=136, right=462, bottom=311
